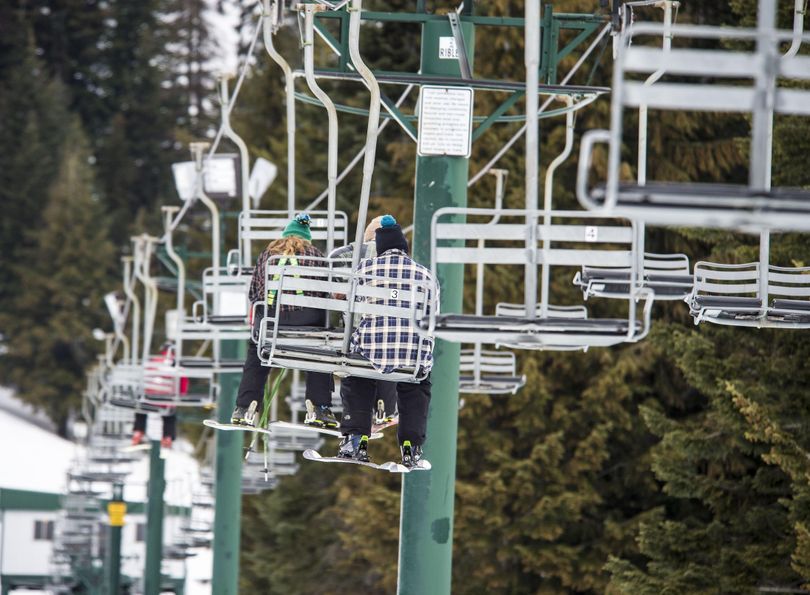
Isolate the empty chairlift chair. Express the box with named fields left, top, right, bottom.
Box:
left=426, top=207, right=653, bottom=349
left=689, top=261, right=810, bottom=328
left=459, top=348, right=526, bottom=395
left=577, top=0, right=810, bottom=231
left=171, top=268, right=250, bottom=375
left=574, top=252, right=693, bottom=300
left=493, top=303, right=591, bottom=351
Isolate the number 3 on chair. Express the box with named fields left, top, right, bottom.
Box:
left=390, top=289, right=399, bottom=300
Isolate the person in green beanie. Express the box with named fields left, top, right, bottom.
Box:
left=231, top=213, right=338, bottom=428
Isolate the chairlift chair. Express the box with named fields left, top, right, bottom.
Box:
left=257, top=260, right=438, bottom=382
left=574, top=252, right=693, bottom=301
left=577, top=0, right=810, bottom=231
left=492, top=303, right=592, bottom=352
left=458, top=349, right=526, bottom=395
left=689, top=261, right=810, bottom=328
left=426, top=208, right=653, bottom=349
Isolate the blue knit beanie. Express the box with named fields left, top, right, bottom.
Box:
left=375, top=215, right=409, bottom=254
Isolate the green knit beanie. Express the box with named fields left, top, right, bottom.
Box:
left=282, top=213, right=312, bottom=241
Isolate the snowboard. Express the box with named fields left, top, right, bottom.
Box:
left=119, top=443, right=153, bottom=453
left=202, top=419, right=273, bottom=437
left=371, top=415, right=399, bottom=434
left=118, top=442, right=180, bottom=460
left=268, top=420, right=383, bottom=440
left=302, top=449, right=431, bottom=473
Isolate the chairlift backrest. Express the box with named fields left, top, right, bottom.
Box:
left=200, top=267, right=250, bottom=317
left=766, top=265, right=810, bottom=298
left=265, top=262, right=435, bottom=321
left=240, top=210, right=348, bottom=246
left=433, top=208, right=636, bottom=270
left=693, top=262, right=761, bottom=300
left=459, top=350, right=516, bottom=375
left=495, top=303, right=588, bottom=319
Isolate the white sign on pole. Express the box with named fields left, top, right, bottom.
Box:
left=417, top=86, right=474, bottom=158
left=204, top=156, right=238, bottom=197
left=438, top=37, right=459, bottom=60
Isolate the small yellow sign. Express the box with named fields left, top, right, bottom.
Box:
left=108, top=502, right=127, bottom=527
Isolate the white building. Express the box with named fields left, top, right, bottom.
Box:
left=0, top=392, right=212, bottom=594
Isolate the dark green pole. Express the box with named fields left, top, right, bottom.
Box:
left=106, top=482, right=125, bottom=593
left=144, top=441, right=166, bottom=595
left=398, top=18, right=475, bottom=595
left=211, top=340, right=245, bottom=594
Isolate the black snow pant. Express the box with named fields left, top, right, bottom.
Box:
left=236, top=307, right=334, bottom=409
left=341, top=379, right=397, bottom=418
left=134, top=411, right=177, bottom=439
left=376, top=380, right=398, bottom=417
left=340, top=373, right=431, bottom=446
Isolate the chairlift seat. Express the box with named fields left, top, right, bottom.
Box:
left=586, top=182, right=810, bottom=230
left=178, top=357, right=243, bottom=371
left=206, top=315, right=248, bottom=324
left=268, top=433, right=323, bottom=452
left=430, top=314, right=642, bottom=346
left=772, top=299, right=810, bottom=312
left=458, top=374, right=526, bottom=394
left=692, top=296, right=763, bottom=309
left=262, top=343, right=424, bottom=382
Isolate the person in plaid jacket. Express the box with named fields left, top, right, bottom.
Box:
left=329, top=215, right=398, bottom=426
left=231, top=213, right=336, bottom=427
left=339, top=215, right=437, bottom=468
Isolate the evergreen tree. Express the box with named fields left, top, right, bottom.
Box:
left=0, top=14, right=72, bottom=317
left=0, top=117, right=116, bottom=432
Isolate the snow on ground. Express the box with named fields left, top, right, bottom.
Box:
left=0, top=407, right=80, bottom=493
left=0, top=386, right=56, bottom=433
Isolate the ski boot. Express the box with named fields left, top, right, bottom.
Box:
left=374, top=399, right=396, bottom=425
left=131, top=430, right=145, bottom=446
left=160, top=436, right=173, bottom=449
left=304, top=399, right=339, bottom=428
left=337, top=434, right=370, bottom=462
left=231, top=401, right=258, bottom=426
left=400, top=440, right=423, bottom=469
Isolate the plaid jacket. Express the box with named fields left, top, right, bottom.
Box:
left=248, top=244, right=324, bottom=312
left=350, top=249, right=438, bottom=374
